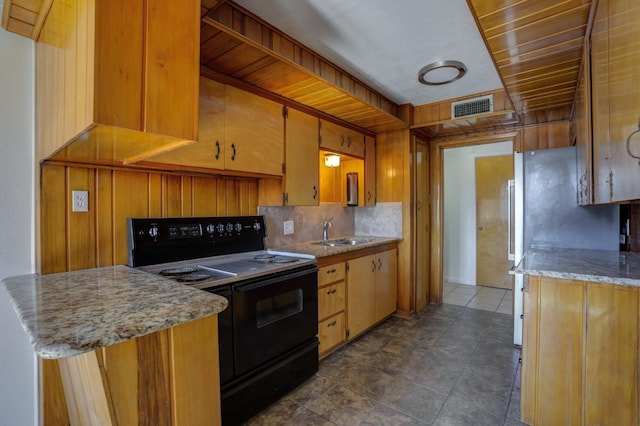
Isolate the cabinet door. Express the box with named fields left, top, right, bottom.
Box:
left=285, top=109, right=319, bottom=205
left=575, top=49, right=592, bottom=205
left=591, top=0, right=612, bottom=203
left=584, top=284, right=638, bottom=425
left=606, top=0, right=640, bottom=202
left=225, top=85, right=284, bottom=175
left=144, top=0, right=199, bottom=140
left=318, top=282, right=345, bottom=321
left=536, top=277, right=585, bottom=425
left=318, top=263, right=345, bottom=287
left=374, top=249, right=397, bottom=321
left=520, top=276, right=538, bottom=426
left=319, top=120, right=365, bottom=157
left=147, top=77, right=225, bottom=168
left=318, top=313, right=345, bottom=356
left=364, top=136, right=376, bottom=206
left=346, top=254, right=376, bottom=338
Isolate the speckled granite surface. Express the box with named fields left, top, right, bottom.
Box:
left=275, top=236, right=401, bottom=258
left=515, top=247, right=640, bottom=286
left=1, top=265, right=227, bottom=359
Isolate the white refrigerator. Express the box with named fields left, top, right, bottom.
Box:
left=511, top=146, right=619, bottom=345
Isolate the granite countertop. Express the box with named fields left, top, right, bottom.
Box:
left=2, top=265, right=227, bottom=359
left=514, top=246, right=640, bottom=287
left=276, top=235, right=401, bottom=258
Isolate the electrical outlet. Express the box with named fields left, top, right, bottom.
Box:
left=283, top=220, right=294, bottom=235
left=72, top=190, right=89, bottom=212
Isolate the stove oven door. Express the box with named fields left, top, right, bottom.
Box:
left=232, top=266, right=318, bottom=376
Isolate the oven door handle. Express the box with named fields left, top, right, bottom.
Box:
left=233, top=267, right=318, bottom=292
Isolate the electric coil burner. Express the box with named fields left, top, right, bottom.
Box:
left=127, top=215, right=319, bottom=426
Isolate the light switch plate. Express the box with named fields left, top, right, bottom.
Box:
left=72, top=190, right=89, bottom=212
left=283, top=220, right=294, bottom=235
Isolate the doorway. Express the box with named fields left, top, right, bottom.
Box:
left=442, top=141, right=513, bottom=313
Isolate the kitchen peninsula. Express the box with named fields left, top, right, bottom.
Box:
left=2, top=266, right=227, bottom=425
left=515, top=247, right=640, bottom=425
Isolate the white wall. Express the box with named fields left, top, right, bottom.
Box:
left=443, top=141, right=512, bottom=285
left=0, top=24, right=37, bottom=426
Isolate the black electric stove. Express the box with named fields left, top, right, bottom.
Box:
left=127, top=215, right=319, bottom=426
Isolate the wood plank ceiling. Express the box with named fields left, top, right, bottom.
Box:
left=2, top=0, right=594, bottom=136
left=468, top=0, right=593, bottom=126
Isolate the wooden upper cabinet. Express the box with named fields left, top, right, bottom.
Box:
left=36, top=0, right=200, bottom=164
left=319, top=120, right=365, bottom=158
left=148, top=79, right=284, bottom=176
left=225, top=85, right=284, bottom=176
left=590, top=0, right=640, bottom=203
left=146, top=77, right=225, bottom=169
left=574, top=44, right=592, bottom=206
left=284, top=108, right=319, bottom=205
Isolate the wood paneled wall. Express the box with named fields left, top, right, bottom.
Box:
left=376, top=129, right=413, bottom=316
left=40, top=163, right=259, bottom=274
left=516, top=121, right=571, bottom=152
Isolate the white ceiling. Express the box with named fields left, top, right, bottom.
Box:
left=235, top=0, right=504, bottom=106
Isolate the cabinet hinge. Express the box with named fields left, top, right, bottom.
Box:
left=282, top=106, right=288, bottom=119
left=282, top=163, right=286, bottom=174
left=283, top=193, right=288, bottom=204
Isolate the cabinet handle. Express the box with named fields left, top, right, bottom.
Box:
left=377, top=259, right=382, bottom=270
left=625, top=116, right=640, bottom=164
left=327, top=321, right=337, bottom=327
left=347, top=136, right=352, bottom=148
left=417, top=200, right=422, bottom=211
left=313, top=185, right=318, bottom=199
left=326, top=269, right=336, bottom=274
left=327, top=289, right=337, bottom=295
left=231, top=143, right=236, bottom=161
left=371, top=260, right=376, bottom=272
left=215, top=141, right=221, bottom=160
left=341, top=135, right=345, bottom=147
left=367, top=191, right=372, bottom=201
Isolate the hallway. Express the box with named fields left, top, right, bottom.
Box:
left=245, top=304, right=524, bottom=425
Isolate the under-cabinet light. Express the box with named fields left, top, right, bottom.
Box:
left=324, top=154, right=340, bottom=167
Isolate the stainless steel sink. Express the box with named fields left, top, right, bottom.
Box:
left=312, top=237, right=371, bottom=247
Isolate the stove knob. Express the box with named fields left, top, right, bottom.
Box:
left=206, top=223, right=215, bottom=235
left=234, top=222, right=242, bottom=233
left=217, top=223, right=225, bottom=234
left=253, top=221, right=261, bottom=232
left=226, top=223, right=234, bottom=233
left=148, top=226, right=159, bottom=239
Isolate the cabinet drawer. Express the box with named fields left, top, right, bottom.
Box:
left=318, top=313, right=345, bottom=356
left=318, top=263, right=345, bottom=287
left=318, top=281, right=345, bottom=321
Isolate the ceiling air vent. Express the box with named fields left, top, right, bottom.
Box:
left=451, top=95, right=493, bottom=119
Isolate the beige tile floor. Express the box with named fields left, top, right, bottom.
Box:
left=443, top=282, right=513, bottom=315
left=243, top=304, right=523, bottom=425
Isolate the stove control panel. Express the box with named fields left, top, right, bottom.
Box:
left=127, top=216, right=268, bottom=267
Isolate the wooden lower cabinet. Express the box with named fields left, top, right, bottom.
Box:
left=318, top=263, right=346, bottom=357
left=318, top=313, right=345, bottom=356
left=45, top=314, right=221, bottom=425
left=521, top=276, right=639, bottom=425
left=316, top=245, right=398, bottom=358
left=347, top=248, right=398, bottom=340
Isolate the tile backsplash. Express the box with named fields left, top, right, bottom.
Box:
left=259, top=202, right=402, bottom=248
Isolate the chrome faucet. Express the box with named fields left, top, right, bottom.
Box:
left=322, top=217, right=333, bottom=241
